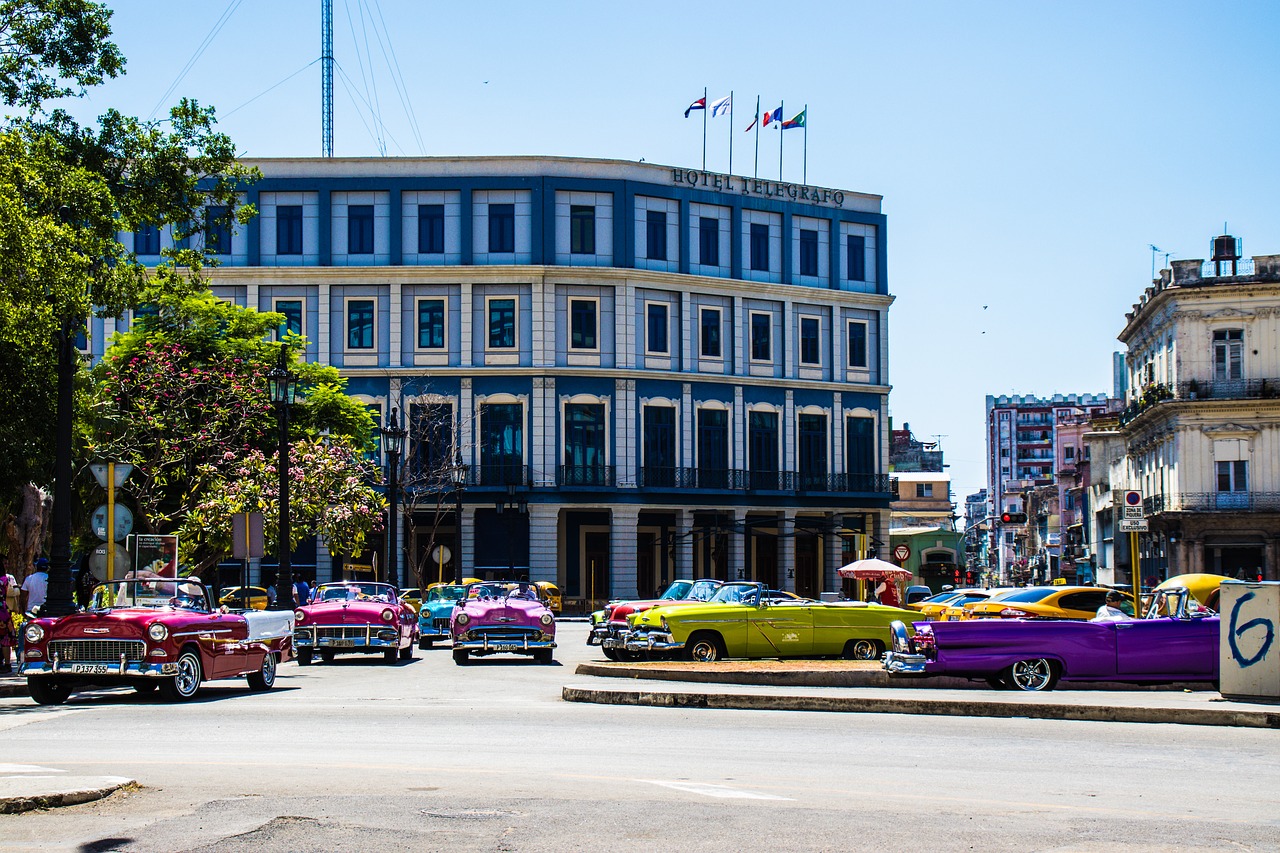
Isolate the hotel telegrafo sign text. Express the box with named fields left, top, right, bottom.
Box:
left=671, top=169, right=846, bottom=207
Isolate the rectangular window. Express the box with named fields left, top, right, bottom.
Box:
left=348, top=204, right=374, bottom=254
left=276, top=205, right=303, bottom=255
left=480, top=403, right=523, bottom=485
left=646, top=303, right=668, bottom=354
left=564, top=403, right=607, bottom=483
left=846, top=417, right=875, bottom=489
left=1216, top=460, right=1247, bottom=492
left=135, top=224, right=161, bottom=256
left=570, top=205, right=595, bottom=255
left=488, top=203, right=515, bottom=253
left=274, top=299, right=303, bottom=340
left=800, top=317, right=821, bottom=365
left=847, top=234, right=866, bottom=281
left=1065, top=446, right=1075, bottom=460
left=700, top=307, right=721, bottom=358
left=569, top=298, right=598, bottom=350
left=697, top=408, right=729, bottom=488
left=418, top=204, right=445, bottom=254
left=416, top=298, right=446, bottom=349
left=798, top=414, right=828, bottom=490
left=916, top=483, right=934, bottom=498
left=346, top=299, right=375, bottom=349
left=409, top=402, right=453, bottom=479
left=847, top=320, right=868, bottom=368
left=205, top=206, right=231, bottom=255
left=750, top=223, right=770, bottom=271
left=750, top=312, right=771, bottom=361
left=748, top=411, right=779, bottom=489
left=799, top=228, right=818, bottom=276
left=699, top=216, right=719, bottom=266
left=487, top=297, right=516, bottom=349
left=1213, top=329, right=1243, bottom=381
left=642, top=406, right=676, bottom=486
left=646, top=210, right=667, bottom=261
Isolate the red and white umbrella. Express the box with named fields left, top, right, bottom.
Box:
left=836, top=558, right=914, bottom=581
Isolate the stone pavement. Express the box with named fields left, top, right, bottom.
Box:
left=565, top=661, right=1280, bottom=729
left=0, top=764, right=136, bottom=815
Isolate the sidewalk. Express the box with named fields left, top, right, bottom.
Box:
left=0, top=672, right=21, bottom=699
left=566, top=662, right=1280, bottom=729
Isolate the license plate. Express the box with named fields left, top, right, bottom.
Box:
left=69, top=664, right=110, bottom=674
left=492, top=643, right=519, bottom=651
left=324, top=639, right=355, bottom=647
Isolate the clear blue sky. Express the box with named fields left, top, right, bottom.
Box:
left=56, top=0, right=1280, bottom=508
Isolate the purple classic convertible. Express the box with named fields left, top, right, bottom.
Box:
left=451, top=582, right=556, bottom=665
left=882, top=587, right=1219, bottom=691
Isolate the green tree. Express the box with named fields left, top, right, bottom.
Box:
left=90, top=286, right=383, bottom=573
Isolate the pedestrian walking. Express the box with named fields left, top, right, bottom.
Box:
left=293, top=573, right=311, bottom=606
left=21, top=557, right=49, bottom=615
left=1, top=556, right=19, bottom=673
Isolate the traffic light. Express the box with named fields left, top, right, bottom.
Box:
left=1000, top=511, right=1027, bottom=524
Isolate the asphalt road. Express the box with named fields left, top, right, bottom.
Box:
left=1, top=623, right=1278, bottom=852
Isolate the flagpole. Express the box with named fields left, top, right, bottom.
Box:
left=701, top=86, right=707, bottom=171
left=778, top=99, right=784, bottom=181
left=728, top=90, right=733, bottom=176
left=802, top=103, right=808, bottom=184
left=753, top=95, right=760, bottom=179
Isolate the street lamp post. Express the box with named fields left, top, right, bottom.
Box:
left=381, top=407, right=407, bottom=590
left=267, top=347, right=297, bottom=610
left=42, top=314, right=79, bottom=618
left=449, top=451, right=469, bottom=585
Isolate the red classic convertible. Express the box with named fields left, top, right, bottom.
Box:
left=293, top=582, right=418, bottom=664
left=19, top=578, right=293, bottom=704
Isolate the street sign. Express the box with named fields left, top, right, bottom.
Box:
left=892, top=544, right=911, bottom=561
left=90, top=462, right=133, bottom=489
left=1122, top=505, right=1144, bottom=519
left=430, top=544, right=452, bottom=564
left=88, top=543, right=131, bottom=579
left=1119, top=518, right=1149, bottom=532
left=90, top=503, right=134, bottom=542
left=230, top=512, right=265, bottom=560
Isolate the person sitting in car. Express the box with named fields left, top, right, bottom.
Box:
left=1091, top=590, right=1131, bottom=622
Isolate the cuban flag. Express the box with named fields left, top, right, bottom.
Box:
left=762, top=106, right=783, bottom=128
left=709, top=95, right=731, bottom=117
left=684, top=97, right=706, bottom=118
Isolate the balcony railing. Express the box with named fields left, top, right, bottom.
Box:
left=1143, top=492, right=1280, bottom=513
left=1121, top=379, right=1280, bottom=426
left=635, top=467, right=893, bottom=495
left=557, top=465, right=615, bottom=487
left=472, top=463, right=529, bottom=487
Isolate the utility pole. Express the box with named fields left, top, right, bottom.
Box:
left=321, top=0, right=334, bottom=157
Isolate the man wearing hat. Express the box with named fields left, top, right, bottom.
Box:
left=1091, top=589, right=1131, bottom=622
left=21, top=557, right=49, bottom=615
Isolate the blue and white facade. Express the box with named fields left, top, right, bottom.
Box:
left=100, top=157, right=894, bottom=610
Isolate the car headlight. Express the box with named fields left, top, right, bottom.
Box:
left=540, top=613, right=553, bottom=626
left=24, top=623, right=44, bottom=644
left=147, top=622, right=168, bottom=642
left=294, top=609, right=306, bottom=624
left=456, top=612, right=469, bottom=626
left=381, top=609, right=395, bottom=623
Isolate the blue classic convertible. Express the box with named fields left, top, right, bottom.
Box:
left=883, top=587, right=1219, bottom=691
left=417, top=584, right=468, bottom=649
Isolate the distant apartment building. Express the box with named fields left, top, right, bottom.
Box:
left=1088, top=236, right=1280, bottom=585
left=889, top=423, right=962, bottom=589
left=986, top=393, right=1111, bottom=582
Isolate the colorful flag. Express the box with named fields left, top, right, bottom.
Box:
left=782, top=109, right=806, bottom=130
left=709, top=95, right=731, bottom=117
left=744, top=113, right=757, bottom=132
left=762, top=106, right=782, bottom=128
left=684, top=97, right=706, bottom=118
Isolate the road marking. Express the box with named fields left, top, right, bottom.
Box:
left=637, top=779, right=793, bottom=800
left=0, top=764, right=65, bottom=774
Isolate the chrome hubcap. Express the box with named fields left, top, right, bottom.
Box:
left=1011, top=659, right=1051, bottom=690
left=691, top=642, right=717, bottom=662
left=176, top=655, right=200, bottom=695
left=261, top=653, right=276, bottom=684
left=852, top=640, right=877, bottom=660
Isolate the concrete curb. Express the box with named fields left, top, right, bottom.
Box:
left=0, top=777, right=136, bottom=814
left=562, top=685, right=1280, bottom=729
left=0, top=677, right=24, bottom=699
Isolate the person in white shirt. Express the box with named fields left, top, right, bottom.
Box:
left=21, top=559, right=49, bottom=614
left=1092, top=590, right=1131, bottom=622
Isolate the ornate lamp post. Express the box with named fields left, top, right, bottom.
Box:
left=449, top=451, right=469, bottom=585
left=381, top=407, right=407, bottom=589
left=266, top=347, right=297, bottom=610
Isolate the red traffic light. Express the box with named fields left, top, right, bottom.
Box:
left=1000, top=511, right=1027, bottom=524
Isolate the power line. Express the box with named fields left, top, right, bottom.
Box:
left=369, top=0, right=424, bottom=153
left=223, top=58, right=321, bottom=119
left=335, top=63, right=406, bottom=155
left=147, top=0, right=243, bottom=121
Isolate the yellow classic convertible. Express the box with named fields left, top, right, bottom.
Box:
left=622, top=581, right=918, bottom=661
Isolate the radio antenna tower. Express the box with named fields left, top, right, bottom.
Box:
left=321, top=0, right=334, bottom=157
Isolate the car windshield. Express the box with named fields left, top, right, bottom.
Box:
left=427, top=586, right=466, bottom=602
left=920, top=592, right=961, bottom=605
left=708, top=584, right=760, bottom=604
left=92, top=579, right=209, bottom=612
left=466, top=582, right=539, bottom=601
left=688, top=580, right=721, bottom=601
left=314, top=582, right=396, bottom=603
left=994, top=588, right=1055, bottom=604
left=658, top=581, right=693, bottom=600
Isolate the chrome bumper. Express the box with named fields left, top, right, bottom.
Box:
left=453, top=635, right=556, bottom=652
left=622, top=631, right=683, bottom=653
left=294, top=627, right=401, bottom=649
left=21, top=659, right=179, bottom=678
left=881, top=651, right=929, bottom=675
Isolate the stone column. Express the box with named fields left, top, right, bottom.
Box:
left=388, top=281, right=402, bottom=368
left=778, top=509, right=796, bottom=592
left=460, top=505, right=476, bottom=575
left=675, top=507, right=695, bottom=580
left=527, top=503, right=559, bottom=583
left=826, top=514, right=844, bottom=595
left=729, top=508, right=747, bottom=581
left=1266, top=536, right=1280, bottom=581
left=610, top=505, right=641, bottom=599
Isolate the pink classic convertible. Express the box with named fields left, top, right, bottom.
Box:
left=20, top=578, right=293, bottom=704
left=293, top=582, right=418, bottom=665
left=451, top=582, right=556, bottom=665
